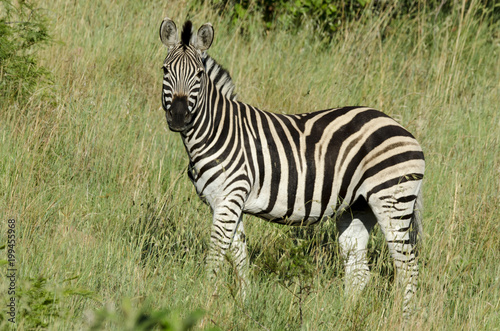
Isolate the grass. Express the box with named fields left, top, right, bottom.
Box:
left=0, top=0, right=499, bottom=329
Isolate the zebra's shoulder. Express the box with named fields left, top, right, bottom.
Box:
left=202, top=54, right=237, bottom=100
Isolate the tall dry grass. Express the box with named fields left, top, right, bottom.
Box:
left=0, top=0, right=498, bottom=329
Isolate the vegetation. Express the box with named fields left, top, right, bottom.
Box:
left=0, top=0, right=52, bottom=105
left=205, top=0, right=500, bottom=38
left=0, top=0, right=498, bottom=329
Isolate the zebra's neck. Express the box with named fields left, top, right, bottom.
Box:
left=182, top=55, right=237, bottom=153
left=202, top=53, right=236, bottom=100
left=182, top=77, right=235, bottom=158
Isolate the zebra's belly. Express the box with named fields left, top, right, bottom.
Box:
left=191, top=168, right=340, bottom=224
left=243, top=192, right=340, bottom=225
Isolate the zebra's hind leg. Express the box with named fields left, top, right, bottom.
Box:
left=369, top=183, right=422, bottom=315
left=337, top=201, right=377, bottom=299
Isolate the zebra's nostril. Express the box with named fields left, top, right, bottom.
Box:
left=184, top=111, right=192, bottom=124
left=165, top=108, right=172, bottom=122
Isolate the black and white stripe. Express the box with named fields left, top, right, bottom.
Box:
left=159, top=19, right=425, bottom=313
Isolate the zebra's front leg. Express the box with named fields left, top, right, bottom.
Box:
left=229, top=218, right=248, bottom=297
left=206, top=203, right=248, bottom=296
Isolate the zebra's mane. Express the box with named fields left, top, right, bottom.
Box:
left=181, top=21, right=193, bottom=49
left=180, top=20, right=236, bottom=100
left=202, top=53, right=237, bottom=100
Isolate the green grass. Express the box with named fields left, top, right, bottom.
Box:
left=0, top=0, right=499, bottom=329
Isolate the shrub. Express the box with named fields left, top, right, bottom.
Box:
left=203, top=0, right=500, bottom=38
left=0, top=0, right=51, bottom=105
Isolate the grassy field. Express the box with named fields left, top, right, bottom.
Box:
left=1, top=0, right=499, bottom=329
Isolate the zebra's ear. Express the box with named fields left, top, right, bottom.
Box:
left=160, top=18, right=179, bottom=49
left=192, top=23, right=214, bottom=53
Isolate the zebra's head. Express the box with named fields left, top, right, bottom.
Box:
left=159, top=18, right=214, bottom=132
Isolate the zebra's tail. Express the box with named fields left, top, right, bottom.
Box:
left=410, top=186, right=424, bottom=249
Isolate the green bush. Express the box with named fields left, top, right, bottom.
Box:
left=0, top=0, right=51, bottom=105
left=207, top=0, right=368, bottom=36
left=89, top=300, right=219, bottom=331
left=204, top=0, right=499, bottom=38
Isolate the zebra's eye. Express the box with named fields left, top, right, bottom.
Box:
left=196, top=68, right=204, bottom=77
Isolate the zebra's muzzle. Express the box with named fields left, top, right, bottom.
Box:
left=166, top=95, right=192, bottom=132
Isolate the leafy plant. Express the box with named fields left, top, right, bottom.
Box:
left=201, top=0, right=499, bottom=39
left=89, top=299, right=219, bottom=331
left=203, top=0, right=369, bottom=36
left=0, top=0, right=52, bottom=105
left=16, top=277, right=61, bottom=328
left=252, top=227, right=324, bottom=328
left=3, top=276, right=95, bottom=329
left=278, top=0, right=368, bottom=36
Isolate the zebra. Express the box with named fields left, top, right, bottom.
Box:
left=159, top=18, right=425, bottom=313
